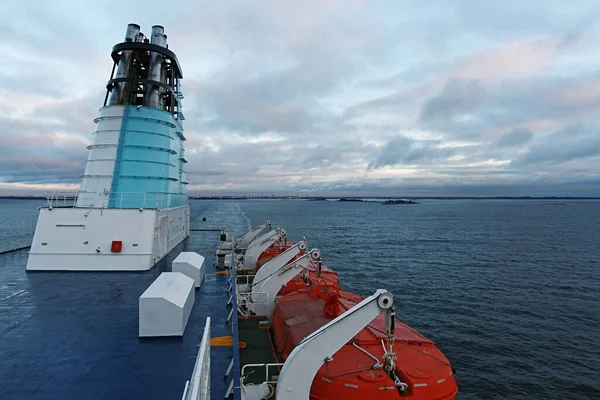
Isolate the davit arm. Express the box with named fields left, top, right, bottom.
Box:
left=241, top=228, right=287, bottom=271
left=237, top=220, right=271, bottom=249
left=252, top=239, right=307, bottom=292
left=252, top=250, right=319, bottom=318
left=275, top=289, right=396, bottom=400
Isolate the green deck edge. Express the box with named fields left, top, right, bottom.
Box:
left=238, top=317, right=280, bottom=385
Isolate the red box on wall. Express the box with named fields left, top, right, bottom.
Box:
left=111, top=241, right=122, bottom=253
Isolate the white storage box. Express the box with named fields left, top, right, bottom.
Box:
left=139, top=272, right=195, bottom=337
left=172, top=252, right=206, bottom=288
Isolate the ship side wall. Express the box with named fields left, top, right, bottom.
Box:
left=153, top=205, right=190, bottom=264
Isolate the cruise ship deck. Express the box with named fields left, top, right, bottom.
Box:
left=0, top=230, right=230, bottom=400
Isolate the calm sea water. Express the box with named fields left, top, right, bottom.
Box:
left=2, top=198, right=599, bottom=399
left=0, top=199, right=41, bottom=252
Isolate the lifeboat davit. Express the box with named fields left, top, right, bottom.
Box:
left=254, top=245, right=458, bottom=399
left=255, top=239, right=295, bottom=271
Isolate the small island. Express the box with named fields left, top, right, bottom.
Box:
left=306, top=197, right=328, bottom=201
left=382, top=199, right=418, bottom=205
left=337, top=198, right=365, bottom=202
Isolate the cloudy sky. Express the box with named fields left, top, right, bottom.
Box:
left=2, top=0, right=600, bottom=196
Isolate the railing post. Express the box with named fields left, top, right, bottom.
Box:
left=143, top=192, right=147, bottom=209
left=120, top=192, right=123, bottom=209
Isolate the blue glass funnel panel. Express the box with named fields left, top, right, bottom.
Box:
left=110, top=107, right=186, bottom=209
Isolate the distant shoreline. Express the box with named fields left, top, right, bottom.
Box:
left=2, top=196, right=599, bottom=201
left=0, top=196, right=47, bottom=200
left=188, top=196, right=600, bottom=200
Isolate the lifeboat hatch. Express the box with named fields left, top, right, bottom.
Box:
left=358, top=370, right=387, bottom=383
left=285, top=314, right=308, bottom=327
left=407, top=368, right=432, bottom=379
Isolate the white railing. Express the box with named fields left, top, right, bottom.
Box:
left=236, top=274, right=255, bottom=294
left=45, top=191, right=183, bottom=209
left=45, top=192, right=78, bottom=207
left=108, top=191, right=171, bottom=209
left=241, top=363, right=284, bottom=385
left=182, top=317, right=211, bottom=400
left=237, top=292, right=270, bottom=317
left=236, top=275, right=254, bottom=286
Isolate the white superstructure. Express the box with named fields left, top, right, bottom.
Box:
left=27, top=24, right=190, bottom=271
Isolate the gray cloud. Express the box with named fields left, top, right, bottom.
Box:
left=420, top=80, right=487, bottom=124
left=193, top=75, right=329, bottom=134
left=0, top=95, right=98, bottom=185
left=413, top=74, right=600, bottom=142
left=183, top=5, right=378, bottom=137
left=512, top=125, right=600, bottom=166
left=495, top=129, right=534, bottom=148
left=367, top=135, right=474, bottom=170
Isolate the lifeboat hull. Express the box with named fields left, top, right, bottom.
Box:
left=272, top=290, right=458, bottom=399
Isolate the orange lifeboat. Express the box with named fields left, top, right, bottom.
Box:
left=252, top=243, right=458, bottom=399
left=256, top=244, right=338, bottom=296
left=278, top=264, right=339, bottom=296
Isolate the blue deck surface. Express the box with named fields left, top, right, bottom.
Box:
left=0, top=231, right=231, bottom=400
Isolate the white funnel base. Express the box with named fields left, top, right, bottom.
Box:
left=26, top=205, right=189, bottom=271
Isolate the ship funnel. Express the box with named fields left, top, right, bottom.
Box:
left=125, top=23, right=140, bottom=41
left=108, top=24, right=141, bottom=105
left=81, top=23, right=186, bottom=210
left=151, top=25, right=166, bottom=47
left=147, top=25, right=166, bottom=108
left=104, top=23, right=183, bottom=111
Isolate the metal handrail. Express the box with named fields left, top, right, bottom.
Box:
left=241, top=363, right=285, bottom=385
left=230, top=245, right=242, bottom=400
left=182, top=317, right=211, bottom=400
left=235, top=274, right=255, bottom=294
left=44, top=191, right=184, bottom=209
left=45, top=192, right=78, bottom=207
left=237, top=291, right=270, bottom=317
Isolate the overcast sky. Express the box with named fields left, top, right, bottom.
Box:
left=2, top=0, right=600, bottom=196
